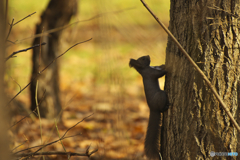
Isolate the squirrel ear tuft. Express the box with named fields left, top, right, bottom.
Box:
left=129, top=59, right=142, bottom=68
left=129, top=55, right=151, bottom=70
left=129, top=59, right=135, bottom=68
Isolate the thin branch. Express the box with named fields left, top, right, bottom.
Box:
left=9, top=76, right=21, bottom=92
left=9, top=89, right=46, bottom=129
left=14, top=149, right=98, bottom=158
left=40, top=38, right=92, bottom=74
left=11, top=140, right=28, bottom=152
left=13, top=134, right=80, bottom=154
left=55, top=120, right=70, bottom=160
left=5, top=12, right=36, bottom=45
left=13, top=12, right=36, bottom=26
left=32, top=89, right=46, bottom=118
left=35, top=81, right=45, bottom=158
left=5, top=42, right=46, bottom=61
left=21, top=113, right=94, bottom=160
left=10, top=109, right=34, bottom=129
left=6, top=39, right=16, bottom=44
left=140, top=0, right=240, bottom=133
left=5, top=18, right=14, bottom=41
left=9, top=108, right=36, bottom=129
left=38, top=27, right=44, bottom=72
left=6, top=38, right=92, bottom=107
left=17, top=7, right=135, bottom=43
left=61, top=113, right=94, bottom=139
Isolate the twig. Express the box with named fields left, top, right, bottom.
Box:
left=13, top=134, right=80, bottom=154
left=55, top=120, right=70, bottom=160
left=61, top=113, right=94, bottom=139
left=35, top=81, right=45, bottom=159
left=5, top=18, right=14, bottom=41
left=5, top=42, right=46, bottom=61
left=9, top=108, right=36, bottom=129
left=14, top=149, right=98, bottom=158
left=38, top=27, right=44, bottom=72
left=10, top=89, right=46, bottom=129
left=140, top=0, right=240, bottom=133
left=6, top=38, right=92, bottom=106
left=11, top=140, right=28, bottom=152
left=6, top=39, right=16, bottom=44
left=21, top=113, right=94, bottom=159
left=9, top=89, right=46, bottom=129
left=17, top=7, right=135, bottom=42
left=9, top=76, right=21, bottom=92
left=13, top=12, right=36, bottom=26
left=5, top=12, right=36, bottom=45
left=40, top=38, right=92, bottom=74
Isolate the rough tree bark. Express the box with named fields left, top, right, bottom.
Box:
left=162, top=0, right=240, bottom=159
left=30, top=0, right=77, bottom=119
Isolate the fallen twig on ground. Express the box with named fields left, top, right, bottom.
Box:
left=13, top=113, right=96, bottom=159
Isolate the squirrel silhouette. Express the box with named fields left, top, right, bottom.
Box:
left=129, top=55, right=169, bottom=160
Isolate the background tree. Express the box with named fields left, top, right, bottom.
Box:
left=30, top=0, right=78, bottom=119
left=162, top=0, right=240, bottom=159
left=0, top=1, right=11, bottom=159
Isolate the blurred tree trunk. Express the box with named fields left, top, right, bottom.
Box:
left=30, top=0, right=77, bottom=119
left=0, top=1, right=11, bottom=159
left=162, top=0, right=240, bottom=159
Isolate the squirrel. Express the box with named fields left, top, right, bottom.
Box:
left=129, top=55, right=169, bottom=160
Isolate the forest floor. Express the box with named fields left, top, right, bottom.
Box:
left=7, top=0, right=169, bottom=159
left=8, top=26, right=167, bottom=159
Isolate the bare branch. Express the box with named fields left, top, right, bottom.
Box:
left=5, top=12, right=36, bottom=44
left=8, top=89, right=47, bottom=129
left=18, top=113, right=95, bottom=160
left=5, top=18, right=14, bottom=41
left=11, top=140, right=28, bottom=152
left=9, top=109, right=35, bottom=129
left=63, top=113, right=94, bottom=138
left=9, top=90, right=48, bottom=129
left=17, top=8, right=135, bottom=42
left=40, top=38, right=92, bottom=74
left=5, top=42, right=46, bottom=61
left=6, top=38, right=92, bottom=107
left=14, top=149, right=98, bottom=158
left=13, top=134, right=80, bottom=154
left=13, top=12, right=36, bottom=26
left=6, top=39, right=16, bottom=44
left=9, top=76, right=21, bottom=92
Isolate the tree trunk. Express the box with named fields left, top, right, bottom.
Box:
left=30, top=0, right=77, bottom=119
left=162, top=0, right=240, bottom=159
left=0, top=1, right=11, bottom=159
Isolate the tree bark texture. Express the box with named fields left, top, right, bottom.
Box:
left=162, top=0, right=240, bottom=159
left=30, top=0, right=77, bottom=119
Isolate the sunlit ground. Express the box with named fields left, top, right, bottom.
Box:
left=7, top=0, right=170, bottom=159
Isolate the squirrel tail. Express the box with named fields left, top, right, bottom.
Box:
left=144, top=111, right=161, bottom=160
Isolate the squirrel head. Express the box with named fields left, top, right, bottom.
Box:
left=129, top=55, right=166, bottom=78
left=129, top=55, right=150, bottom=71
